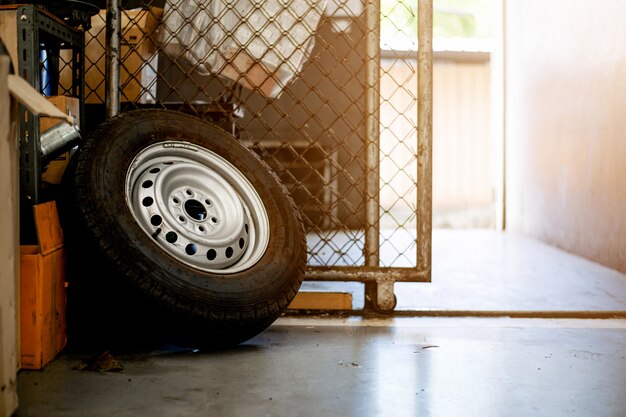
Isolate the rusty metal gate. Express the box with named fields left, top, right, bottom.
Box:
left=67, top=0, right=432, bottom=312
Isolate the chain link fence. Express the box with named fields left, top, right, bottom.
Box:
left=60, top=0, right=432, bottom=310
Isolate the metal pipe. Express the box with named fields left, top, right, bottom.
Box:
left=417, top=0, right=433, bottom=278
left=305, top=266, right=430, bottom=283
left=290, top=309, right=626, bottom=319
left=364, top=0, right=381, bottom=267
left=40, top=122, right=81, bottom=162
left=363, top=0, right=382, bottom=309
left=105, top=0, right=121, bottom=118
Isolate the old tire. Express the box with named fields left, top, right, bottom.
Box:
left=62, top=109, right=305, bottom=347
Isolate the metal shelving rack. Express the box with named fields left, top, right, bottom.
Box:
left=10, top=4, right=84, bottom=206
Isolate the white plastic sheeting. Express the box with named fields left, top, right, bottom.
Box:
left=158, top=0, right=327, bottom=98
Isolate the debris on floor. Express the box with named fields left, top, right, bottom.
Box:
left=73, top=351, right=124, bottom=372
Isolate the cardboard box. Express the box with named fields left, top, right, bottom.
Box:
left=61, top=8, right=162, bottom=104
left=40, top=96, right=80, bottom=185
left=39, top=96, right=79, bottom=133
left=20, top=202, right=66, bottom=370
left=0, top=8, right=19, bottom=69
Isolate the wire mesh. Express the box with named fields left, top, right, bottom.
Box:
left=72, top=0, right=430, bottom=282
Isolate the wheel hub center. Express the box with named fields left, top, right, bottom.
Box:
left=184, top=199, right=207, bottom=221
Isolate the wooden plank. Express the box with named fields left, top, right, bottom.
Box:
left=7, top=74, right=73, bottom=124
left=0, top=54, right=18, bottom=417
left=288, top=292, right=352, bottom=310
left=33, top=202, right=64, bottom=256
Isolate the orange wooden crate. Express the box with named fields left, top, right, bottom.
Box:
left=20, top=201, right=67, bottom=370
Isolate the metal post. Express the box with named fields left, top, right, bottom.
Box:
left=363, top=0, right=382, bottom=309
left=14, top=5, right=85, bottom=242
left=17, top=6, right=41, bottom=207
left=73, top=43, right=85, bottom=132
left=417, top=0, right=433, bottom=277
left=105, top=0, right=121, bottom=118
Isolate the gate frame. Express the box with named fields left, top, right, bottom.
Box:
left=104, top=0, right=434, bottom=313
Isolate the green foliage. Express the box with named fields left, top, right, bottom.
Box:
left=380, top=0, right=493, bottom=43
left=381, top=0, right=417, bottom=42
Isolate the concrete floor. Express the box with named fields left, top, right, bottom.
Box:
left=303, top=230, right=626, bottom=312
left=16, top=317, right=626, bottom=417
left=14, top=231, right=626, bottom=416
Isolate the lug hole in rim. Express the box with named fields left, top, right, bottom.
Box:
left=211, top=217, right=218, bottom=224
left=178, top=216, right=186, bottom=223
left=165, top=231, right=177, bottom=243
left=172, top=197, right=180, bottom=204
left=185, top=189, right=193, bottom=196
left=185, top=244, right=197, bottom=255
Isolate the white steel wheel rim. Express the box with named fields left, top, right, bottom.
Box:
left=125, top=141, right=270, bottom=274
